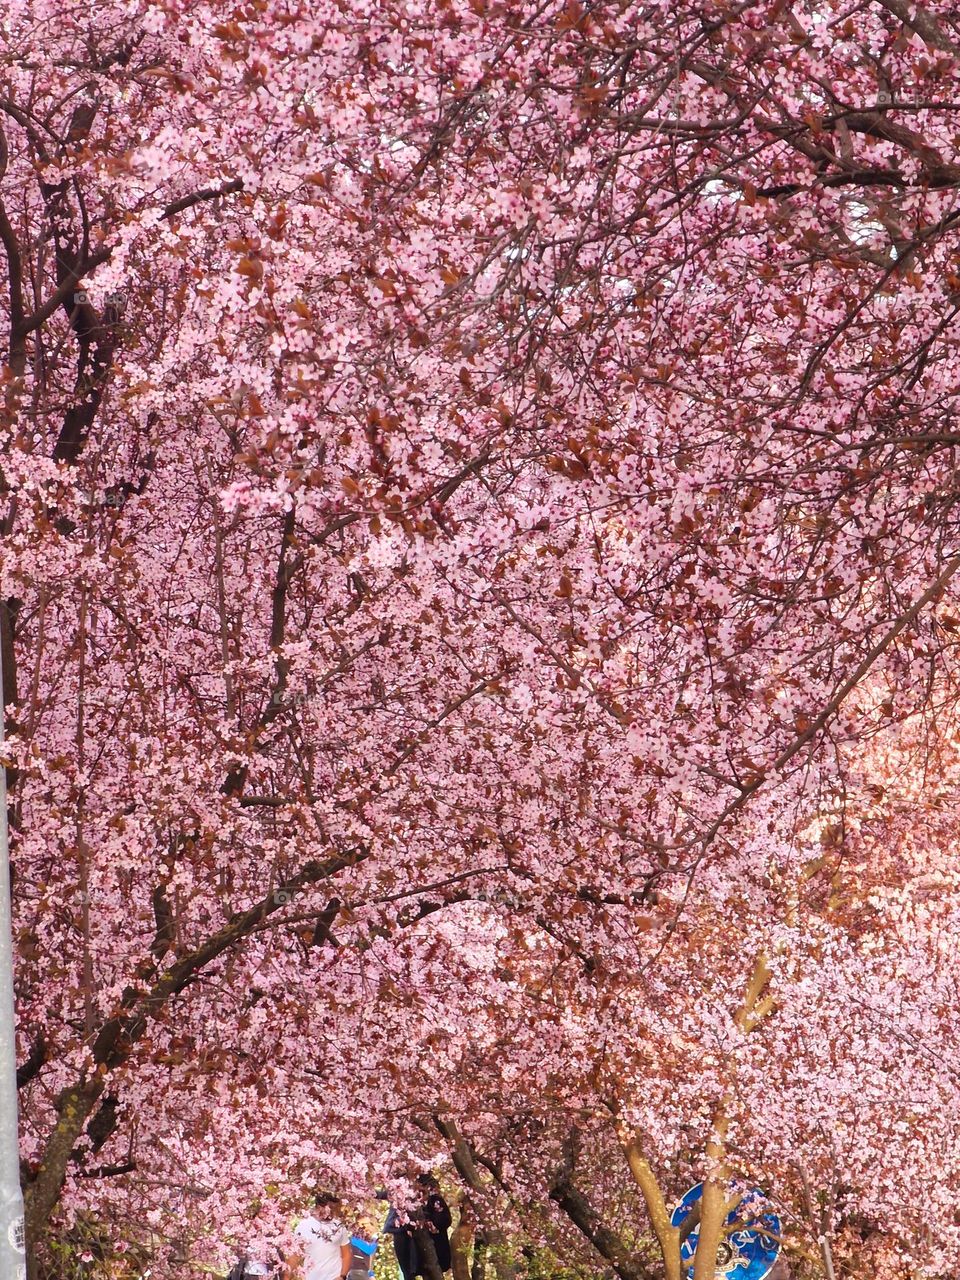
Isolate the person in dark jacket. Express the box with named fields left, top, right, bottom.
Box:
left=384, top=1205, right=418, bottom=1280
left=416, top=1174, right=452, bottom=1274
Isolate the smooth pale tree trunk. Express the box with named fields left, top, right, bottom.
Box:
left=622, top=1140, right=682, bottom=1280
left=690, top=1125, right=729, bottom=1280
left=623, top=952, right=776, bottom=1280
left=692, top=954, right=773, bottom=1280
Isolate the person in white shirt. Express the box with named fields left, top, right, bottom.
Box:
left=289, top=1191, right=353, bottom=1280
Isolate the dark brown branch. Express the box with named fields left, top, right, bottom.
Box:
left=83, top=1093, right=119, bottom=1155
left=13, top=248, right=111, bottom=339
left=433, top=1114, right=485, bottom=1191
left=150, top=883, right=176, bottom=960
left=386, top=676, right=499, bottom=777
left=76, top=1160, right=136, bottom=1180
left=222, top=506, right=297, bottom=798
left=16, top=1035, right=48, bottom=1089
left=162, top=177, right=243, bottom=220
left=52, top=292, right=125, bottom=465
left=0, top=123, right=26, bottom=379
left=874, top=0, right=960, bottom=52
left=24, top=845, right=367, bottom=1239
left=16, top=181, right=242, bottom=341
left=549, top=1176, right=654, bottom=1280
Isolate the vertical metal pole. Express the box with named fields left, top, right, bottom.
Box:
left=0, top=655, right=26, bottom=1279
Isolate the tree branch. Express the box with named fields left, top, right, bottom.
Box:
left=24, top=845, right=367, bottom=1239
left=162, top=177, right=243, bottom=220
left=549, top=1173, right=656, bottom=1280
left=873, top=0, right=960, bottom=52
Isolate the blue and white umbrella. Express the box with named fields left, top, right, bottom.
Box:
left=669, top=1182, right=781, bottom=1280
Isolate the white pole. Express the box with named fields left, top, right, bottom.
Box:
left=0, top=655, right=26, bottom=1279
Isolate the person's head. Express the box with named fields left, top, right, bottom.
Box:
left=416, top=1173, right=438, bottom=1197
left=313, top=1191, right=342, bottom=1220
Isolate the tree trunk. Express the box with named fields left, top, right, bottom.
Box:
left=470, top=1235, right=486, bottom=1280
left=488, top=1242, right=516, bottom=1280
left=549, top=1172, right=654, bottom=1280
left=451, top=1199, right=474, bottom=1280
left=22, top=849, right=363, bottom=1255
left=24, top=1080, right=105, bottom=1241
left=622, top=1140, right=682, bottom=1280
left=412, top=1229, right=445, bottom=1280
left=690, top=1167, right=727, bottom=1280
left=693, top=954, right=774, bottom=1280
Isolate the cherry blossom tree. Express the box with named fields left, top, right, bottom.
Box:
left=7, top=0, right=960, bottom=1276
